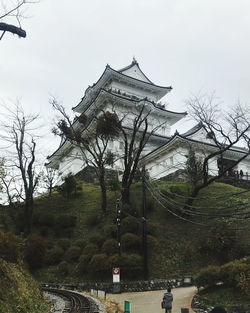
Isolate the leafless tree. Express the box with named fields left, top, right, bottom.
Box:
left=50, top=98, right=121, bottom=214
left=119, top=102, right=162, bottom=204
left=183, top=93, right=250, bottom=211
left=0, top=0, right=39, bottom=40
left=0, top=101, right=40, bottom=234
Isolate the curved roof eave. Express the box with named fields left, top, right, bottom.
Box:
left=142, top=134, right=250, bottom=163
left=81, top=88, right=187, bottom=117
left=73, top=64, right=172, bottom=112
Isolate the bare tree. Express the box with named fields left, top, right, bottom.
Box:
left=120, top=103, right=161, bottom=204
left=0, top=102, right=40, bottom=234
left=0, top=0, right=39, bottom=40
left=50, top=98, right=121, bottom=214
left=183, top=93, right=250, bottom=211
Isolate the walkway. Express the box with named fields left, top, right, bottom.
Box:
left=107, top=286, right=197, bottom=313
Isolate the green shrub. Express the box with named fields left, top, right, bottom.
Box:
left=194, top=265, right=221, bottom=289
left=85, top=212, right=101, bottom=226
left=77, top=253, right=91, bottom=274
left=73, top=239, right=86, bottom=249
left=147, top=235, right=158, bottom=250
left=107, top=179, right=120, bottom=191
left=236, top=271, right=250, bottom=296
left=120, top=253, right=143, bottom=278
left=64, top=246, right=81, bottom=262
left=108, top=253, right=120, bottom=269
left=57, top=238, right=71, bottom=251
left=220, top=260, right=250, bottom=287
left=0, top=230, right=20, bottom=263
left=102, top=239, right=118, bottom=256
left=103, top=224, right=117, bottom=238
left=121, top=233, right=141, bottom=253
left=146, top=222, right=158, bottom=235
left=121, top=217, right=138, bottom=235
left=88, top=232, right=105, bottom=247
left=89, top=253, right=109, bottom=277
left=83, top=243, right=99, bottom=257
left=24, top=234, right=46, bottom=269
left=37, top=213, right=55, bottom=227
left=46, top=246, right=64, bottom=265
left=56, top=215, right=76, bottom=228
left=58, top=261, right=70, bottom=275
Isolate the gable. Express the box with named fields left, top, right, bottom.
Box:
left=120, top=64, right=152, bottom=83
left=186, top=127, right=216, bottom=145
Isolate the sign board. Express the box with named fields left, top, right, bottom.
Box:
left=113, top=268, right=120, bottom=283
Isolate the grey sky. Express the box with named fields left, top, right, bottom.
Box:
left=1, top=0, right=250, bottom=156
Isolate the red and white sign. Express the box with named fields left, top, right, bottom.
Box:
left=113, top=268, right=120, bottom=283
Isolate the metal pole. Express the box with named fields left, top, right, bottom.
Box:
left=142, top=165, right=148, bottom=280
left=116, top=199, right=121, bottom=256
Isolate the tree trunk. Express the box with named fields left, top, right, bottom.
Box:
left=99, top=171, right=107, bottom=214
left=121, top=186, right=130, bottom=204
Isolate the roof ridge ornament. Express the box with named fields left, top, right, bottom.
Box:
left=132, top=56, right=138, bottom=65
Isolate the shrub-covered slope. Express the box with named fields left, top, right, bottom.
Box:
left=1, top=180, right=250, bottom=283
left=0, top=231, right=49, bottom=313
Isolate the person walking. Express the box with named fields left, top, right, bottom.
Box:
left=163, top=287, right=173, bottom=313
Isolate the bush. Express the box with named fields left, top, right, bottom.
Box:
left=0, top=230, right=20, bottom=263
left=121, top=233, right=141, bottom=253
left=83, top=243, right=98, bottom=257
left=46, top=246, right=64, bottom=265
left=107, top=179, right=120, bottom=191
left=194, top=265, right=221, bottom=289
left=147, top=235, right=158, bottom=250
left=58, top=261, right=70, bottom=275
left=89, top=253, right=109, bottom=277
left=88, top=232, right=105, bottom=247
left=103, top=224, right=117, bottom=238
left=121, top=217, right=138, bottom=235
left=73, top=239, right=86, bottom=249
left=37, top=213, right=55, bottom=227
left=56, top=215, right=76, bottom=228
left=64, top=246, right=81, bottom=262
left=57, top=238, right=71, bottom=251
left=236, top=271, right=250, bottom=296
left=220, top=259, right=250, bottom=287
left=77, top=253, right=91, bottom=274
left=102, top=239, right=118, bottom=256
left=24, top=234, right=46, bottom=269
left=120, top=253, right=143, bottom=278
left=146, top=222, right=158, bottom=236
left=85, top=212, right=101, bottom=226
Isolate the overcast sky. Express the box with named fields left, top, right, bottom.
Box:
left=1, top=0, right=250, bottom=157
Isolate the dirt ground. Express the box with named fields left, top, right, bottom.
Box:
left=106, top=286, right=197, bottom=313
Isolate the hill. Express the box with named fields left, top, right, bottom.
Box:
left=0, top=231, right=49, bottom=313
left=1, top=180, right=250, bottom=283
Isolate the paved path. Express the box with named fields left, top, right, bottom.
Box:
left=107, top=286, right=197, bottom=313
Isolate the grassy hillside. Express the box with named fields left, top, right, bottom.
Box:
left=1, top=180, right=250, bottom=283
left=0, top=230, right=49, bottom=313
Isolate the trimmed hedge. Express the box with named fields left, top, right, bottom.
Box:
left=121, top=233, right=141, bottom=253
left=64, top=246, right=81, bottom=262
left=102, top=239, right=118, bottom=256
left=194, top=265, right=221, bottom=288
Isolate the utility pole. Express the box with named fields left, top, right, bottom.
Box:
left=142, top=165, right=148, bottom=280
left=116, top=199, right=121, bottom=256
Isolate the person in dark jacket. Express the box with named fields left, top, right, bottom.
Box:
left=163, top=287, right=173, bottom=313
